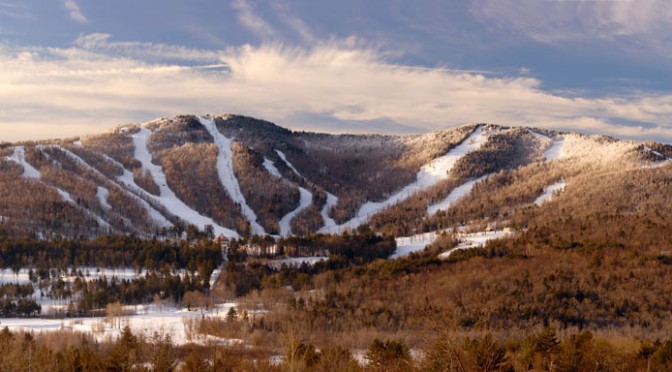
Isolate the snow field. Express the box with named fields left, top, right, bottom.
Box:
left=427, top=175, right=489, bottom=215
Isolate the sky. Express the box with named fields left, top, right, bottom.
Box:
left=2, top=0, right=672, bottom=142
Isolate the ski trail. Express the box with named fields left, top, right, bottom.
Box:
left=534, top=179, right=566, bottom=206
left=278, top=187, right=313, bottom=236
left=320, top=192, right=339, bottom=231
left=199, top=117, right=265, bottom=236
left=323, top=126, right=489, bottom=233
left=528, top=130, right=565, bottom=161
left=52, top=145, right=172, bottom=228
left=7, top=146, right=113, bottom=231
left=263, top=155, right=314, bottom=236
left=133, top=127, right=239, bottom=238
left=275, top=150, right=303, bottom=177
left=427, top=175, right=489, bottom=215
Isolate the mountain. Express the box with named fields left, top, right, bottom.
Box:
left=1, top=114, right=671, bottom=244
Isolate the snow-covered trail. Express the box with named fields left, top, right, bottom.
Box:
left=323, top=126, right=490, bottom=233
left=53, top=145, right=172, bottom=228
left=278, top=187, right=313, bottom=236
left=427, top=175, right=489, bottom=215
left=529, top=130, right=565, bottom=161
left=199, top=118, right=265, bottom=236
left=275, top=150, right=303, bottom=177
left=320, top=192, right=339, bottom=231
left=264, top=154, right=314, bottom=236
left=391, top=231, right=445, bottom=259
left=534, top=179, right=566, bottom=206
left=133, top=127, right=238, bottom=238
left=7, top=146, right=113, bottom=231
left=438, top=230, right=514, bottom=259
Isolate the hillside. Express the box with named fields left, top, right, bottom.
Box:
left=1, top=114, right=669, bottom=242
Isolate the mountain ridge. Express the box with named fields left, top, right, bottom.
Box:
left=1, top=114, right=670, bottom=241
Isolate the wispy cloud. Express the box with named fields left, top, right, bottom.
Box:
left=64, top=0, right=87, bottom=23
left=0, top=1, right=34, bottom=20
left=471, top=0, right=672, bottom=57
left=2, top=35, right=672, bottom=142
left=231, top=0, right=276, bottom=41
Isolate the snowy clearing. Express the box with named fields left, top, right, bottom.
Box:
left=534, top=179, right=566, bottom=206
left=133, top=127, right=238, bottom=238
left=199, top=117, right=264, bottom=236
left=427, top=175, right=489, bottom=215
left=323, top=126, right=490, bottom=233
left=391, top=231, right=447, bottom=259
left=438, top=230, right=514, bottom=259
left=0, top=303, right=238, bottom=346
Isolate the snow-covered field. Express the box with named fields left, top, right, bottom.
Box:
left=200, top=117, right=264, bottom=236
left=0, top=303, right=238, bottom=345
left=322, top=126, right=491, bottom=233
left=132, top=126, right=238, bottom=238
left=534, top=179, right=566, bottom=206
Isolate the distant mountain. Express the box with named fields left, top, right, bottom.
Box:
left=1, top=114, right=670, bottom=241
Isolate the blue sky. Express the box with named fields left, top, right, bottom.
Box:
left=2, top=0, right=672, bottom=142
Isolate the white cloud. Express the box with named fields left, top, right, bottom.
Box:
left=470, top=0, right=672, bottom=56
left=0, top=1, right=34, bottom=20
left=2, top=36, right=672, bottom=143
left=231, top=0, right=276, bottom=40
left=64, top=0, right=87, bottom=23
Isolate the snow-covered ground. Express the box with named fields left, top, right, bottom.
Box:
left=322, top=126, right=490, bottom=233
left=0, top=303, right=238, bottom=345
left=320, top=192, right=339, bottom=231
left=438, top=230, right=514, bottom=259
left=534, top=179, right=566, bottom=206
left=529, top=130, right=565, bottom=161
left=132, top=126, right=238, bottom=238
left=391, top=231, right=445, bottom=259
left=97, top=186, right=111, bottom=209
left=427, top=175, right=489, bottom=215
left=200, top=117, right=265, bottom=236
left=262, top=158, right=282, bottom=178
left=278, top=187, right=313, bottom=236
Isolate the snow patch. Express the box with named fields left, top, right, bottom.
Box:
left=275, top=150, right=303, bottom=177
left=199, top=117, right=264, bottom=236
left=438, top=230, right=514, bottom=259
left=8, top=146, right=41, bottom=179
left=529, top=130, right=565, bottom=161
left=534, top=179, right=566, bottom=206
left=262, top=158, right=282, bottom=178
left=427, top=175, right=489, bottom=215
left=97, top=186, right=111, bottom=209
left=391, top=231, right=445, bottom=259
left=320, top=192, right=339, bottom=231
left=132, top=126, right=238, bottom=238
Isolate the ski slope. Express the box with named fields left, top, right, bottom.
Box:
left=278, top=187, right=313, bottom=236
left=323, top=126, right=490, bottom=233
left=529, top=130, right=565, bottom=161
left=55, top=145, right=172, bottom=228
left=133, top=127, right=238, bottom=238
left=263, top=158, right=282, bottom=178
left=427, top=175, right=489, bottom=215
left=275, top=150, right=303, bottom=177
left=438, top=230, right=514, bottom=259
left=320, top=192, right=339, bottom=231
left=534, top=179, right=566, bottom=206
left=199, top=117, right=265, bottom=236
